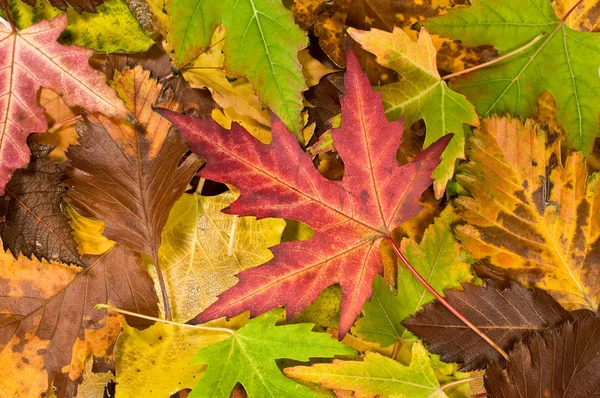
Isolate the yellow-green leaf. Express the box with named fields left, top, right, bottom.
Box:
left=148, top=190, right=285, bottom=322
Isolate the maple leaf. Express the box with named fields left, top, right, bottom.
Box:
left=425, top=0, right=600, bottom=155
left=404, top=282, right=571, bottom=371
left=285, top=341, right=448, bottom=398
left=0, top=245, right=158, bottom=398
left=64, top=67, right=203, bottom=319
left=167, top=0, right=308, bottom=137
left=455, top=116, right=600, bottom=312
left=353, top=206, right=473, bottom=348
left=189, top=308, right=355, bottom=398
left=485, top=314, right=600, bottom=397
left=0, top=14, right=129, bottom=194
left=115, top=315, right=249, bottom=397
left=0, top=140, right=82, bottom=266
left=350, top=27, right=478, bottom=197
left=152, top=189, right=285, bottom=322
left=156, top=46, right=450, bottom=336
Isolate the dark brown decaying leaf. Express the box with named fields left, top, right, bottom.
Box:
left=0, top=245, right=158, bottom=397
left=0, top=140, right=82, bottom=267
left=403, top=282, right=571, bottom=371
left=485, top=314, right=600, bottom=398
left=64, top=67, right=203, bottom=260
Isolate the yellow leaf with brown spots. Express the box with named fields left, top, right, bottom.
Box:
left=456, top=115, right=600, bottom=312
left=65, top=203, right=115, bottom=256
left=556, top=0, right=600, bottom=31
left=0, top=246, right=158, bottom=397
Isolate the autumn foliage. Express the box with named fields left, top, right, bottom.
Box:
left=1, top=0, right=600, bottom=397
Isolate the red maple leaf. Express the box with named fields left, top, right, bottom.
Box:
left=0, top=15, right=129, bottom=194
left=156, top=47, right=451, bottom=336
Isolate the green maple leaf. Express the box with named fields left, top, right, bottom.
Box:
left=285, top=341, right=449, bottom=398
left=425, top=0, right=600, bottom=154
left=189, top=308, right=356, bottom=398
left=353, top=207, right=473, bottom=347
left=349, top=27, right=479, bottom=198
left=167, top=0, right=307, bottom=138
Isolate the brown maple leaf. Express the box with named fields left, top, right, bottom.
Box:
left=156, top=46, right=451, bottom=336
left=0, top=15, right=129, bottom=195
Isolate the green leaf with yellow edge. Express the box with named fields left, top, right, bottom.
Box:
left=190, top=308, right=356, bottom=398
left=284, top=341, right=449, bottom=398
left=167, top=0, right=308, bottom=138
left=353, top=206, right=473, bottom=347
left=65, top=202, right=115, bottom=256
left=425, top=0, right=600, bottom=155
left=148, top=189, right=285, bottom=322
left=349, top=27, right=478, bottom=198
left=456, top=115, right=600, bottom=312
left=8, top=0, right=153, bottom=52
left=115, top=315, right=249, bottom=398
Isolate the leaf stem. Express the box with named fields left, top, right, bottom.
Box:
left=391, top=342, right=401, bottom=360
left=385, top=237, right=509, bottom=362
left=441, top=377, right=483, bottom=391
left=95, top=304, right=236, bottom=335
left=561, top=0, right=584, bottom=22
left=441, top=34, right=544, bottom=81
left=151, top=254, right=173, bottom=321
left=49, top=115, right=82, bottom=133
left=4, top=10, right=15, bottom=32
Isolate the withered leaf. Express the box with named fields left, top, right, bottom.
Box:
left=403, top=282, right=571, bottom=371
left=64, top=66, right=203, bottom=260
left=0, top=140, right=82, bottom=267
left=485, top=314, right=600, bottom=397
left=0, top=245, right=158, bottom=398
left=456, top=116, right=600, bottom=312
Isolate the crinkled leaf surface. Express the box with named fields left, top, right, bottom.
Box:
left=0, top=245, right=158, bottom=398
left=404, top=282, right=571, bottom=371
left=485, top=314, right=600, bottom=397
left=426, top=0, right=600, bottom=155
left=157, top=46, right=450, bottom=336
left=0, top=140, right=82, bottom=266
left=64, top=66, right=203, bottom=260
left=167, top=0, right=307, bottom=137
left=0, top=14, right=128, bottom=194
left=285, top=341, right=447, bottom=398
left=353, top=206, right=473, bottom=347
left=456, top=116, right=600, bottom=311
left=190, top=308, right=355, bottom=398
left=153, top=190, right=285, bottom=322
left=350, top=27, right=478, bottom=197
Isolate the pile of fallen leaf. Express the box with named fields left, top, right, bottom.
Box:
left=1, top=0, right=600, bottom=397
